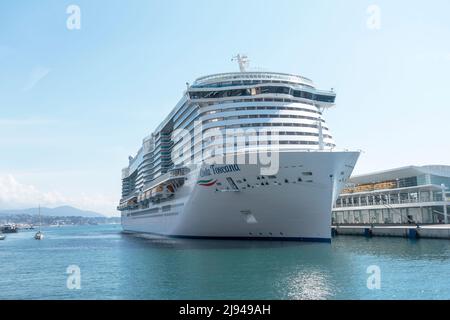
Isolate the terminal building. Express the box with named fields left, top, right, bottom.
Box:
left=332, top=165, right=450, bottom=225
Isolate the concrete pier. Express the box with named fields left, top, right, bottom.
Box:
left=332, top=224, right=450, bottom=240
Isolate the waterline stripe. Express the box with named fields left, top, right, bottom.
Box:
left=122, top=230, right=331, bottom=243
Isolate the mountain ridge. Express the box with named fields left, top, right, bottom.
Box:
left=0, top=206, right=105, bottom=218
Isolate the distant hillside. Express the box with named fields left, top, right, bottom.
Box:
left=0, top=206, right=105, bottom=218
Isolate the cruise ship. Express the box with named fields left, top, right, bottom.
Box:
left=118, top=55, right=360, bottom=242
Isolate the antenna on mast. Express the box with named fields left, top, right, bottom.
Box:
left=231, top=54, right=250, bottom=72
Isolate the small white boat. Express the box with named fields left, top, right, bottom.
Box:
left=0, top=234, right=6, bottom=240
left=34, top=205, right=44, bottom=241
left=34, top=231, right=44, bottom=240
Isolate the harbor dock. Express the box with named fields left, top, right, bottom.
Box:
left=332, top=224, right=450, bottom=239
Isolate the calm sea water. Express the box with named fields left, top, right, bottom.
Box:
left=1, top=224, right=449, bottom=300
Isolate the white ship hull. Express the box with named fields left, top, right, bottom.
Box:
left=121, top=150, right=359, bottom=242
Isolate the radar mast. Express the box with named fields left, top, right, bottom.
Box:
left=232, top=54, right=250, bottom=72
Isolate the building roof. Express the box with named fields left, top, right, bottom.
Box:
left=350, top=165, right=450, bottom=184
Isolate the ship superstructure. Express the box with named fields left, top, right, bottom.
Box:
left=119, top=56, right=359, bottom=241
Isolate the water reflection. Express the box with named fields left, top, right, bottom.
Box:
left=3, top=225, right=450, bottom=299
left=117, top=232, right=339, bottom=299
left=117, top=232, right=450, bottom=299
left=333, top=236, right=450, bottom=261
left=285, top=271, right=332, bottom=300
left=121, top=232, right=318, bottom=250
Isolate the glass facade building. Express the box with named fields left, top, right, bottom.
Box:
left=333, top=165, right=450, bottom=225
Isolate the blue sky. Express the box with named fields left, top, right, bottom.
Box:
left=1, top=0, right=449, bottom=215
